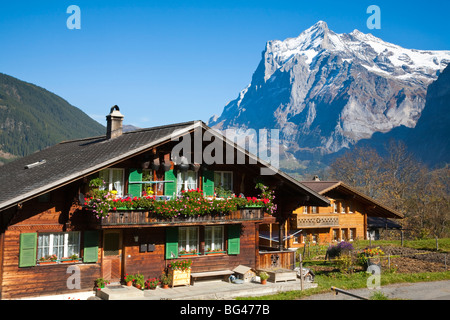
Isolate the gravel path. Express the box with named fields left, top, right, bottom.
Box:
left=300, top=280, right=450, bottom=300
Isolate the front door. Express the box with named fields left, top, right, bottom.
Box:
left=102, top=230, right=122, bottom=283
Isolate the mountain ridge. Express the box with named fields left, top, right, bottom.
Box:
left=0, top=72, right=105, bottom=162
left=209, top=21, right=450, bottom=169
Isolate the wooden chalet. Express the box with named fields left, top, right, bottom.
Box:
left=0, top=106, right=329, bottom=299
left=260, top=177, right=404, bottom=249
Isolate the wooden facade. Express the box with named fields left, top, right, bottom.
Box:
left=0, top=116, right=329, bottom=299
left=260, top=180, right=403, bottom=250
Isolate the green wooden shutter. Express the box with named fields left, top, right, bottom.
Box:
left=165, top=227, right=179, bottom=259
left=128, top=168, right=142, bottom=197
left=202, top=169, right=215, bottom=196
left=227, top=224, right=241, bottom=255
left=164, top=169, right=176, bottom=199
left=83, top=231, right=99, bottom=263
left=19, top=233, right=37, bottom=267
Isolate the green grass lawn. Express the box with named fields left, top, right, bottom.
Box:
left=238, top=238, right=450, bottom=300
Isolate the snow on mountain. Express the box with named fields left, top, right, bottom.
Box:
left=209, top=21, right=450, bottom=159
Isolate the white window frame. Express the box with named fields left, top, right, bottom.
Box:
left=176, top=170, right=198, bottom=195
left=205, top=226, right=224, bottom=252
left=303, top=206, right=308, bottom=214
left=178, top=227, right=199, bottom=254
left=333, top=201, right=338, bottom=213
left=99, top=168, right=125, bottom=197
left=37, top=232, right=81, bottom=260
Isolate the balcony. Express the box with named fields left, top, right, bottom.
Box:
left=91, top=207, right=264, bottom=228
left=291, top=214, right=339, bottom=229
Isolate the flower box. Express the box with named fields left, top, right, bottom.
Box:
left=204, top=251, right=226, bottom=255
left=60, top=259, right=80, bottom=264
left=168, top=268, right=191, bottom=287
left=38, top=260, right=58, bottom=265
left=179, top=253, right=199, bottom=258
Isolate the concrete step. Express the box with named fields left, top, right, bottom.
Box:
left=96, top=284, right=144, bottom=300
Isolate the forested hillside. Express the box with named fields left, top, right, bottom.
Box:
left=0, top=73, right=105, bottom=162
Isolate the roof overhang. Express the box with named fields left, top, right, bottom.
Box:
left=0, top=121, right=329, bottom=211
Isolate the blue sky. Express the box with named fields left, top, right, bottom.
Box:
left=0, top=0, right=449, bottom=128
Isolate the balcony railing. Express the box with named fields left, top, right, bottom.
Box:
left=291, top=214, right=340, bottom=229
left=91, top=207, right=264, bottom=227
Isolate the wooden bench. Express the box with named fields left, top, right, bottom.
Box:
left=190, top=270, right=234, bottom=285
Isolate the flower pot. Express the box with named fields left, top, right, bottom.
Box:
left=126, top=281, right=132, bottom=286
left=162, top=284, right=169, bottom=289
left=261, top=279, right=267, bottom=285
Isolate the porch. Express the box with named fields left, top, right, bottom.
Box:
left=96, top=277, right=316, bottom=300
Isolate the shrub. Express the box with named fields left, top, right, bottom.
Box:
left=326, top=241, right=354, bottom=259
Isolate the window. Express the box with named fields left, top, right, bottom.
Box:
left=141, top=169, right=153, bottom=196
left=178, top=227, right=199, bottom=254
left=37, top=232, right=80, bottom=260
left=205, top=226, right=224, bottom=252
left=176, top=171, right=197, bottom=195
left=99, top=168, right=124, bottom=197
left=350, top=228, right=356, bottom=241
left=332, top=229, right=338, bottom=241
left=311, top=206, right=317, bottom=214
left=342, top=229, right=348, bottom=241
left=333, top=202, right=338, bottom=213
left=303, top=206, right=308, bottom=214
left=214, top=171, right=233, bottom=195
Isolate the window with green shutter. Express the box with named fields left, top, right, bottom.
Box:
left=227, top=224, right=241, bottom=255
left=202, top=169, right=215, bottom=196
left=128, top=168, right=142, bottom=197
left=83, top=231, right=99, bottom=263
left=165, top=227, right=179, bottom=259
left=19, top=233, right=37, bottom=267
left=164, top=169, right=176, bottom=199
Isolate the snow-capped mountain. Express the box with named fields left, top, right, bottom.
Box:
left=209, top=21, right=450, bottom=159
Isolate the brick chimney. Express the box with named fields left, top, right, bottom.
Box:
left=106, top=105, right=124, bottom=139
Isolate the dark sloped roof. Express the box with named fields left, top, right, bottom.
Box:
left=301, top=180, right=403, bottom=219
left=0, top=121, right=197, bottom=210
left=367, top=217, right=402, bottom=229
left=0, top=120, right=329, bottom=211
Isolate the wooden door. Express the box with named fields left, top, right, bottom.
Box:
left=102, top=230, right=122, bottom=282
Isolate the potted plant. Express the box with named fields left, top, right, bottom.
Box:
left=145, top=277, right=160, bottom=290
left=134, top=273, right=145, bottom=290
left=259, top=271, right=269, bottom=285
left=168, top=259, right=192, bottom=287
left=95, top=277, right=110, bottom=290
left=160, top=272, right=170, bottom=289
left=124, top=273, right=134, bottom=286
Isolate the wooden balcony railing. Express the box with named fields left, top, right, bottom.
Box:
left=291, top=214, right=340, bottom=229
left=92, top=207, right=264, bottom=227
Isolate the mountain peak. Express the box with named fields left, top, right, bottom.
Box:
left=210, top=22, right=450, bottom=159
left=308, top=20, right=329, bottom=32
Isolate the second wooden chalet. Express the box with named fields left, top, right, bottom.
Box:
left=260, top=177, right=404, bottom=249
left=0, top=106, right=329, bottom=299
